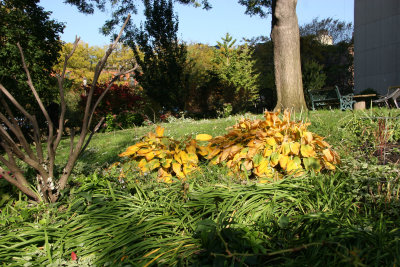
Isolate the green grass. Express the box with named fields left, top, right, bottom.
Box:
left=1, top=108, right=400, bottom=266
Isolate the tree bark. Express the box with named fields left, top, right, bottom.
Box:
left=271, top=0, right=307, bottom=111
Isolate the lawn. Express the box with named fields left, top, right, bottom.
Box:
left=1, top=108, right=400, bottom=266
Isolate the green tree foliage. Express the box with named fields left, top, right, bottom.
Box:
left=212, top=33, right=260, bottom=112
left=126, top=0, right=187, bottom=111
left=55, top=42, right=135, bottom=85
left=184, top=43, right=214, bottom=114
left=302, top=60, right=326, bottom=92
left=299, top=17, right=353, bottom=44
left=0, top=0, right=64, bottom=112
left=251, top=17, right=354, bottom=110
left=64, top=0, right=211, bottom=40
left=299, top=18, right=354, bottom=93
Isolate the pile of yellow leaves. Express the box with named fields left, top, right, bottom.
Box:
left=118, top=110, right=340, bottom=183
left=197, top=110, right=340, bottom=182
left=118, top=126, right=202, bottom=183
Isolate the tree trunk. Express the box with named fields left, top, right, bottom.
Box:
left=271, top=0, right=307, bottom=111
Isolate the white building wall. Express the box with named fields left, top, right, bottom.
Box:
left=354, top=0, right=400, bottom=95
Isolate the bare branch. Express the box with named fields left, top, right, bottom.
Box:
left=0, top=136, right=49, bottom=180
left=17, top=43, right=55, bottom=177
left=0, top=166, right=38, bottom=200
left=92, top=14, right=132, bottom=83
left=17, top=43, right=54, bottom=134
left=58, top=14, right=132, bottom=190
left=0, top=127, right=27, bottom=160
left=79, top=116, right=105, bottom=156
left=82, top=14, right=132, bottom=135
left=0, top=96, right=36, bottom=160
left=87, top=64, right=138, bottom=128
left=0, top=143, right=40, bottom=200
left=54, top=37, right=81, bottom=150
left=0, top=84, right=44, bottom=162
left=69, top=128, right=75, bottom=156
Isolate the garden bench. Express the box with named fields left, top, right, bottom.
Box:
left=373, top=86, right=400, bottom=109
left=309, top=86, right=355, bottom=110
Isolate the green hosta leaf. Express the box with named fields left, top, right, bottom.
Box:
left=303, top=157, right=321, bottom=172
left=270, top=152, right=280, bottom=167
left=252, top=153, right=264, bottom=167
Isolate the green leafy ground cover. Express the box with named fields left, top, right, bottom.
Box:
left=1, top=109, right=400, bottom=266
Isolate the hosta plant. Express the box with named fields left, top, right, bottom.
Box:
left=118, top=110, right=340, bottom=183
left=118, top=126, right=202, bottom=183
left=198, top=110, right=340, bottom=182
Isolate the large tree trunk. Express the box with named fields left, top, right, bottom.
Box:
left=271, top=0, right=307, bottom=111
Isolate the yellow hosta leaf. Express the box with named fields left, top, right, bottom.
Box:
left=263, top=146, right=273, bottom=157
left=137, top=148, right=152, bottom=156
left=210, top=156, right=220, bottom=165
left=148, top=159, right=160, bottom=171
left=289, top=142, right=300, bottom=155
left=155, top=126, right=165, bottom=137
left=281, top=142, right=291, bottom=156
left=279, top=155, right=290, bottom=170
left=161, top=158, right=172, bottom=168
left=138, top=158, right=147, bottom=168
left=207, top=147, right=221, bottom=159
left=145, top=152, right=155, bottom=161
left=324, top=161, right=336, bottom=170
left=179, top=150, right=189, bottom=164
left=140, top=166, right=149, bottom=174
left=232, top=152, right=244, bottom=163
left=135, top=142, right=146, bottom=148
left=172, top=163, right=185, bottom=179
left=247, top=147, right=258, bottom=159
left=183, top=164, right=197, bottom=176
left=163, top=175, right=172, bottom=183
left=300, top=144, right=315, bottom=157
left=187, top=152, right=199, bottom=164
left=241, top=159, right=253, bottom=171
left=247, top=138, right=264, bottom=148
left=314, top=137, right=330, bottom=148
left=322, top=149, right=334, bottom=162
left=119, top=145, right=140, bottom=157
left=303, top=131, right=313, bottom=144
left=220, top=147, right=232, bottom=162
left=174, top=151, right=182, bottom=164
left=266, top=137, right=277, bottom=146
left=158, top=168, right=172, bottom=183
left=227, top=160, right=233, bottom=168
left=287, top=157, right=303, bottom=176
left=157, top=151, right=167, bottom=159
left=274, top=132, right=284, bottom=141
left=230, top=145, right=242, bottom=156
left=186, top=145, right=196, bottom=154
left=196, top=134, right=213, bottom=141
left=197, top=146, right=209, bottom=157
left=255, top=159, right=269, bottom=175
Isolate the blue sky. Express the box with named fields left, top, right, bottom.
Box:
left=39, top=0, right=354, bottom=46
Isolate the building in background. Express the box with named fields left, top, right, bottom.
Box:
left=354, top=0, right=400, bottom=95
